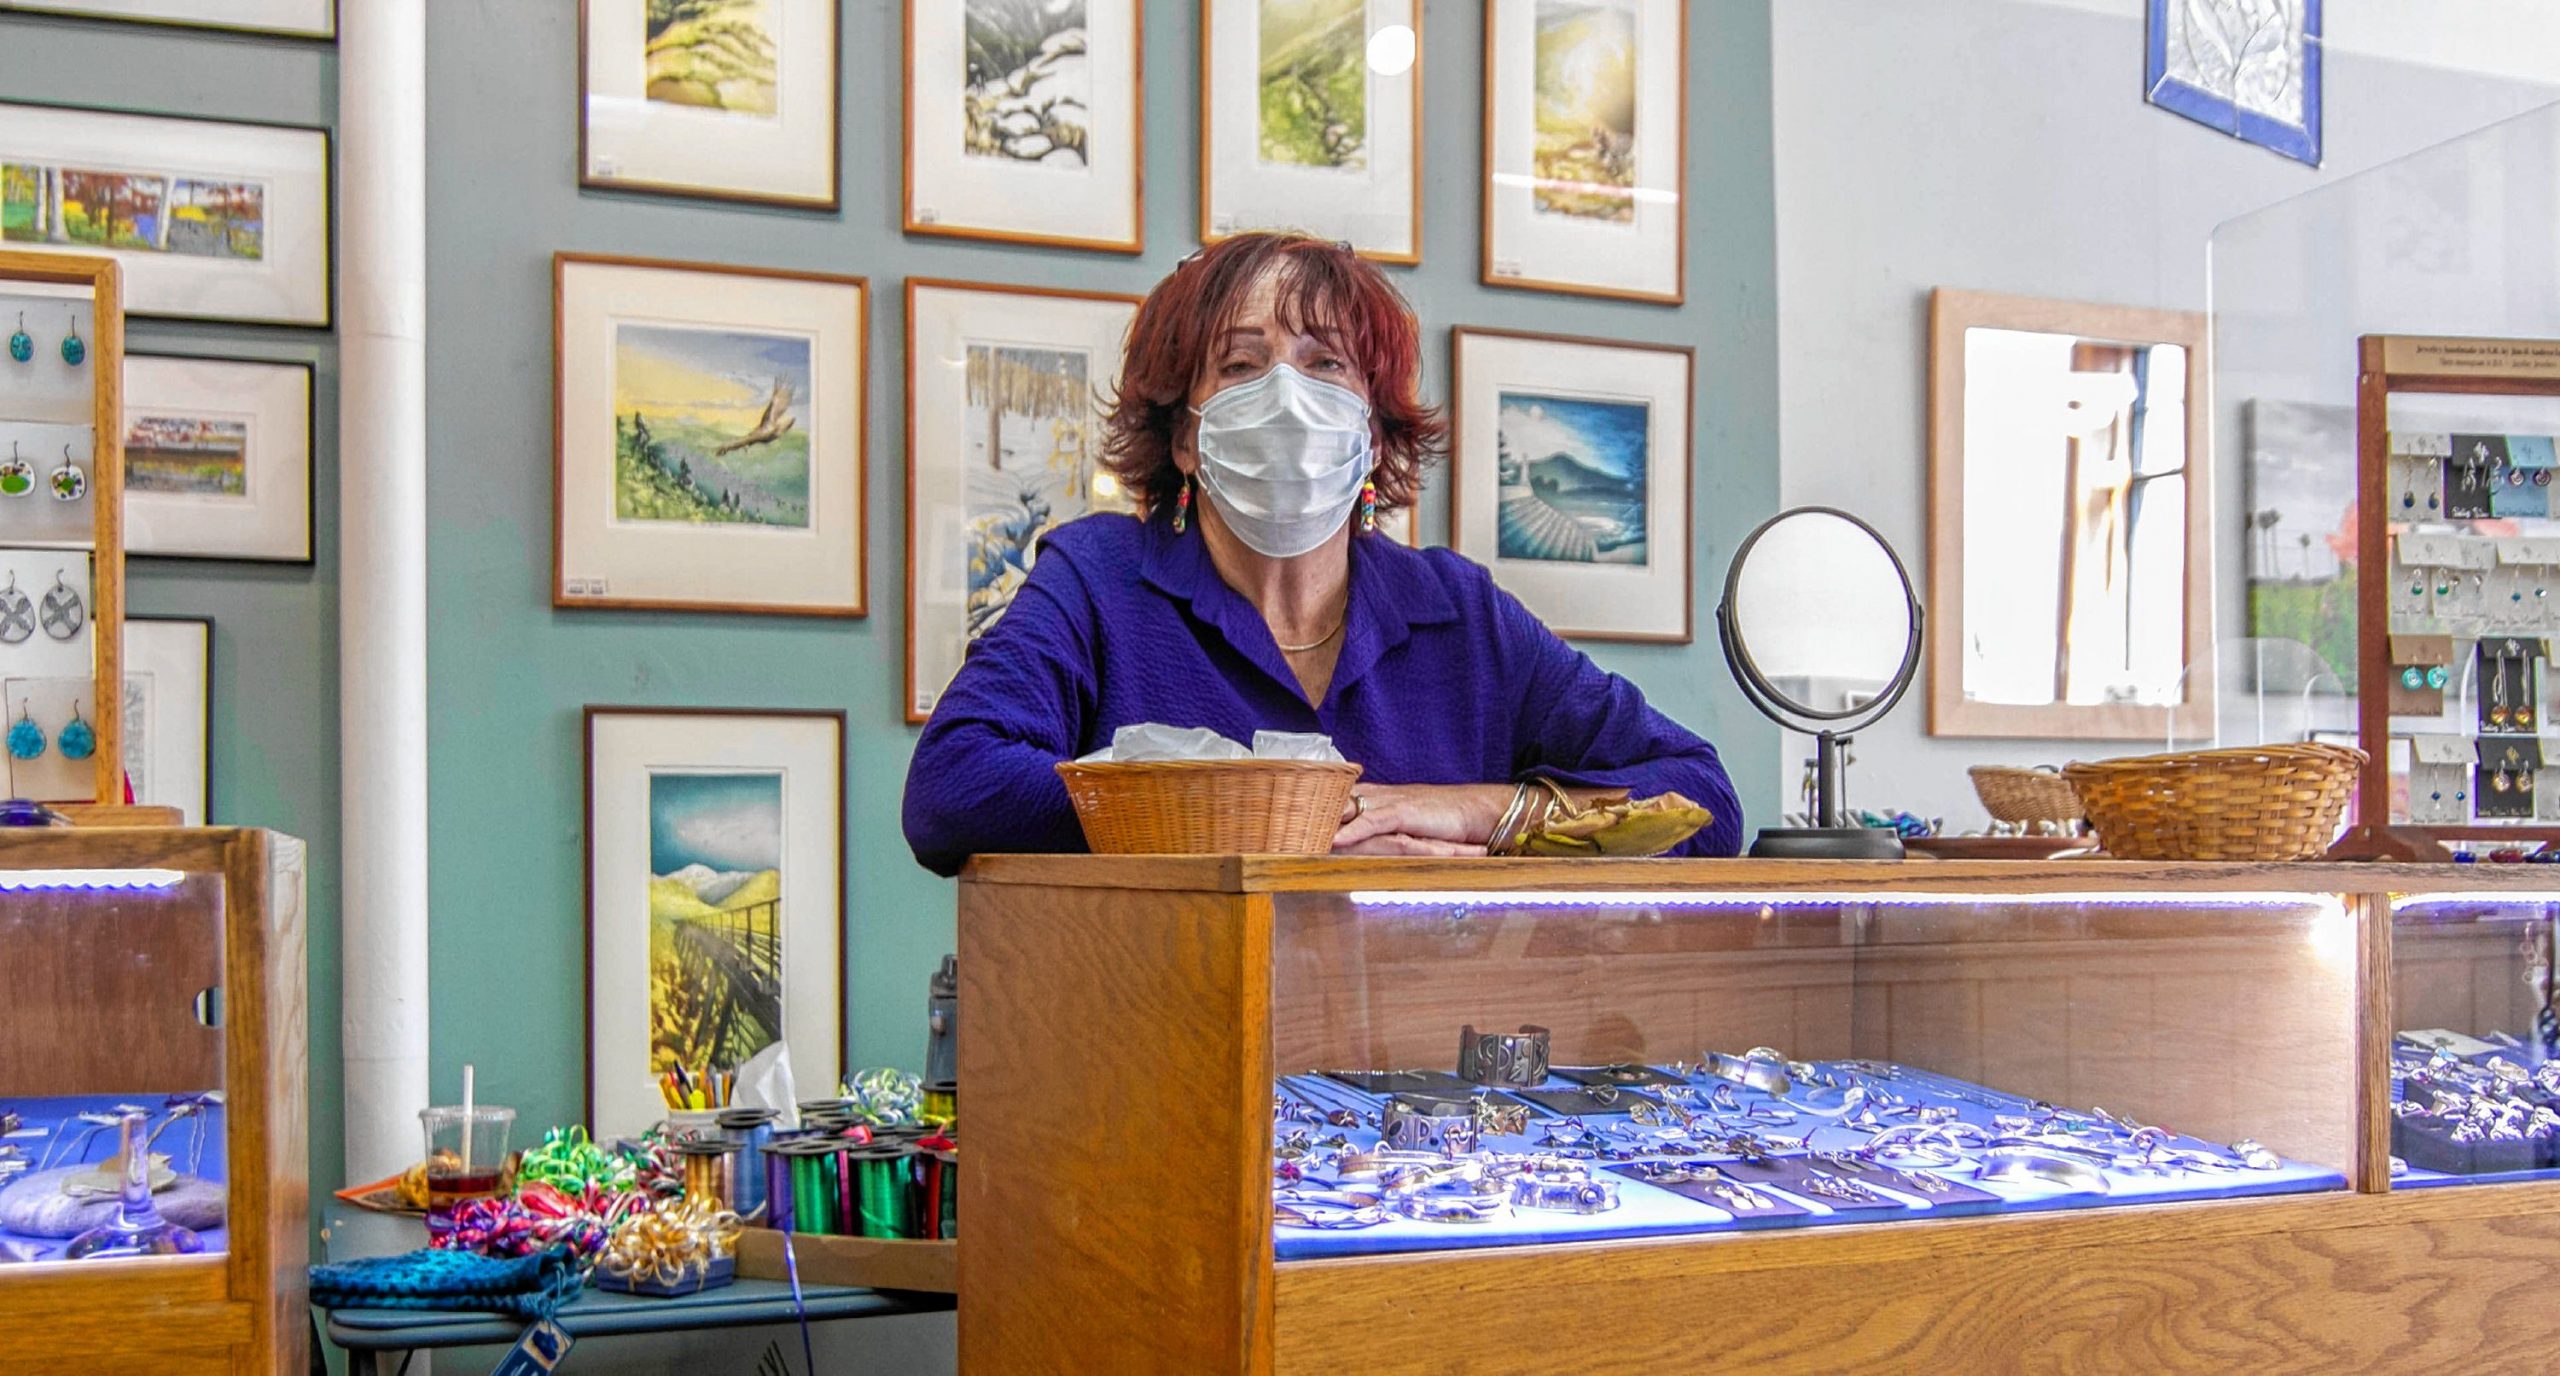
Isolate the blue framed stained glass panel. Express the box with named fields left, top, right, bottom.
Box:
left=2145, top=0, right=2323, bottom=166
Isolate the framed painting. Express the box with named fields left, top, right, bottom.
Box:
left=904, top=0, right=1143, bottom=253
left=0, top=102, right=331, bottom=326
left=1199, top=0, right=1420, bottom=263
left=554, top=253, right=868, bottom=617
left=0, top=0, right=333, bottom=37
left=122, top=355, right=313, bottom=563
left=580, top=0, right=840, bottom=208
left=1450, top=326, right=1692, bottom=642
left=905, top=278, right=1138, bottom=722
left=1480, top=0, right=1684, bottom=303
left=2146, top=0, right=2321, bottom=166
left=585, top=706, right=844, bottom=1141
left=123, top=615, right=210, bottom=826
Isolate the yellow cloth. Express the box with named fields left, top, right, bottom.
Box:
left=1519, top=784, right=1713, bottom=857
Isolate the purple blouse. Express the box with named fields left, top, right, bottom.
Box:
left=902, top=513, right=1744, bottom=876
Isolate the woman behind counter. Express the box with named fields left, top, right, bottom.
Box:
left=903, top=233, right=1741, bottom=875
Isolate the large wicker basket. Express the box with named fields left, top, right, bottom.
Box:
left=1054, top=759, right=1362, bottom=855
left=1967, top=765, right=2085, bottom=831
left=2062, top=742, right=2365, bottom=861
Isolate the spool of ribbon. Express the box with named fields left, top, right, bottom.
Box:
left=840, top=1068, right=922, bottom=1127
left=597, top=1196, right=743, bottom=1290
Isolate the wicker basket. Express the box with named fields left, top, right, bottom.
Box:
left=1968, top=765, right=2086, bottom=830
left=2061, top=742, right=2366, bottom=861
left=1054, top=759, right=1362, bottom=855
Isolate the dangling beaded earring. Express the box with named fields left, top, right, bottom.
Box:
left=1359, top=479, right=1377, bottom=534
left=56, top=703, right=93, bottom=762
left=1172, top=476, right=1193, bottom=534
left=6, top=313, right=29, bottom=364
left=59, top=315, right=84, bottom=368
left=48, top=445, right=85, bottom=502
left=6, top=704, right=44, bottom=762
left=0, top=443, right=30, bottom=498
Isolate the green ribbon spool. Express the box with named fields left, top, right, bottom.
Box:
left=777, top=1141, right=840, bottom=1236
left=849, top=1147, right=917, bottom=1240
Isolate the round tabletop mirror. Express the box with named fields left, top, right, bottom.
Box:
left=1718, top=507, right=1924, bottom=858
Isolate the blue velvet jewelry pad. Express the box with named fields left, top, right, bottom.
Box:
left=1272, top=1067, right=2344, bottom=1260
left=0, top=1091, right=231, bottom=1263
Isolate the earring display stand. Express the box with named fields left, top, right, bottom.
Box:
left=2336, top=333, right=2560, bottom=860
left=0, top=250, right=124, bottom=809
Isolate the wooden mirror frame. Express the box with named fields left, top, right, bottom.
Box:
left=1926, top=288, right=2213, bottom=740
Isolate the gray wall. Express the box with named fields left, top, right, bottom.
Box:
left=423, top=0, right=1782, bottom=1153
left=0, top=12, right=345, bottom=1239
left=1772, top=0, right=2560, bottom=826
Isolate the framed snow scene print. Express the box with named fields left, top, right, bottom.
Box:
left=906, top=0, right=1143, bottom=253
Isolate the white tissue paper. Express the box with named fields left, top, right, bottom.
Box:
left=1076, top=724, right=1346, bottom=762
left=731, top=1039, right=802, bottom=1131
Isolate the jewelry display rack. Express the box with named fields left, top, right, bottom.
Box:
left=0, top=249, right=125, bottom=808
left=960, top=855, right=2560, bottom=1374
left=2337, top=333, right=2560, bottom=860
left=3, top=827, right=307, bottom=1373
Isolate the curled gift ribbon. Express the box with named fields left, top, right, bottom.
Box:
left=842, top=1068, right=923, bottom=1127
left=430, top=1182, right=640, bottom=1262
left=619, top=1130, right=685, bottom=1199
left=598, top=1196, right=744, bottom=1289
left=517, top=1126, right=640, bottom=1198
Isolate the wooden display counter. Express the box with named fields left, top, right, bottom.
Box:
left=958, top=857, right=2560, bottom=1374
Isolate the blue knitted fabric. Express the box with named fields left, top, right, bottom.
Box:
left=310, top=1244, right=588, bottom=1320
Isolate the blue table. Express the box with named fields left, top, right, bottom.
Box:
left=315, top=1209, right=951, bottom=1374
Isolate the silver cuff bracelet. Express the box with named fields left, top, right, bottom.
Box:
left=1458, top=1024, right=1552, bottom=1087
left=1379, top=1095, right=1482, bottom=1157
left=1975, top=1147, right=2111, bottom=1194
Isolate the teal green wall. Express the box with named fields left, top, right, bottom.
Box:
left=0, top=14, right=345, bottom=1221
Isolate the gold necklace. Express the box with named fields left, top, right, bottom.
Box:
left=1276, top=620, right=1344, bottom=654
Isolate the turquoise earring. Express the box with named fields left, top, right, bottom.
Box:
left=7, top=705, right=44, bottom=761
left=56, top=703, right=93, bottom=762
left=7, top=313, right=29, bottom=364
left=59, top=316, right=83, bottom=368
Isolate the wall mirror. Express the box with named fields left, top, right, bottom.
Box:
left=1927, top=289, right=2212, bottom=739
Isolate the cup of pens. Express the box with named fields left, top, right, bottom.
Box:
left=661, top=1064, right=739, bottom=1140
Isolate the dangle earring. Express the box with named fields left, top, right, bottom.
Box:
left=1359, top=479, right=1377, bottom=534
left=59, top=315, right=83, bottom=368
left=7, top=704, right=43, bottom=762
left=48, top=445, right=84, bottom=502
left=6, top=312, right=29, bottom=364
left=56, top=702, right=93, bottom=762
left=0, top=574, right=32, bottom=646
left=0, top=443, right=30, bottom=498
left=38, top=570, right=83, bottom=641
left=1172, top=475, right=1193, bottom=534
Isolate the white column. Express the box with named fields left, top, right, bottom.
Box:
left=337, top=0, right=431, bottom=1182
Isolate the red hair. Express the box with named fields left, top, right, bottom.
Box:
left=1103, top=233, right=1445, bottom=519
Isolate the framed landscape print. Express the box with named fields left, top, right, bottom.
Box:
left=905, top=0, right=1143, bottom=253
left=2145, top=0, right=2321, bottom=166
left=585, top=707, right=844, bottom=1141
left=1480, top=0, right=1685, bottom=303
left=906, top=278, right=1138, bottom=721
left=0, top=0, right=333, bottom=37
left=554, top=253, right=868, bottom=616
left=1450, top=327, right=1692, bottom=642
left=580, top=0, right=840, bottom=207
left=0, top=103, right=332, bottom=326
left=122, top=355, right=313, bottom=563
left=1199, top=0, right=1420, bottom=263
left=123, top=615, right=210, bottom=826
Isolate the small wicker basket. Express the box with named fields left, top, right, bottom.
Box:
left=2061, top=742, right=2366, bottom=862
left=1054, top=758, right=1362, bottom=855
left=1968, top=765, right=2086, bottom=831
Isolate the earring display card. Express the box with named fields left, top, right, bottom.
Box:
left=2409, top=735, right=2473, bottom=825
left=2388, top=453, right=2446, bottom=518
left=4, top=674, right=92, bottom=802
left=2449, top=435, right=2506, bottom=520
left=2474, top=736, right=2541, bottom=821
left=0, top=423, right=97, bottom=549
left=0, top=290, right=96, bottom=428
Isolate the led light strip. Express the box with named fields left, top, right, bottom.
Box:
left=2390, top=892, right=2560, bottom=912
left=1346, top=889, right=2341, bottom=912
left=0, top=868, right=187, bottom=892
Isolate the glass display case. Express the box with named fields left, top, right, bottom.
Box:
left=959, top=856, right=2560, bottom=1375
left=2391, top=890, right=2560, bottom=1185
left=0, top=827, right=305, bottom=1375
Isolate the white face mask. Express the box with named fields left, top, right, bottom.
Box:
left=1188, top=363, right=1374, bottom=559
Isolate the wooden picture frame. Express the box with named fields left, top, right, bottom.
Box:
left=578, top=0, right=842, bottom=209
left=583, top=706, right=846, bottom=1141
left=0, top=102, right=333, bottom=328
left=1197, top=0, right=1422, bottom=264
left=1449, top=325, right=1694, bottom=643
left=904, top=276, right=1140, bottom=723
left=553, top=252, right=869, bottom=618
left=0, top=248, right=124, bottom=805
left=1924, top=288, right=2213, bottom=740
left=122, top=354, right=314, bottom=564
left=904, top=0, right=1145, bottom=254
left=0, top=0, right=333, bottom=36
left=1479, top=0, right=1686, bottom=304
